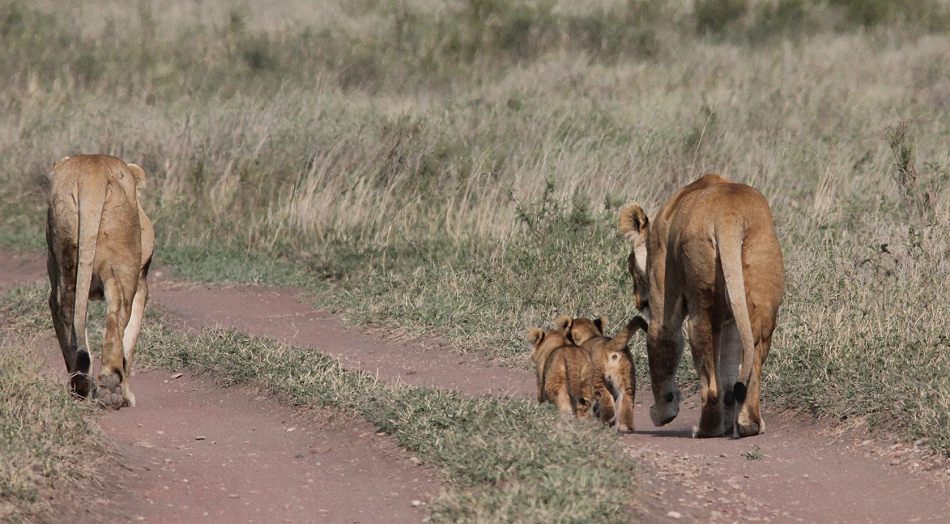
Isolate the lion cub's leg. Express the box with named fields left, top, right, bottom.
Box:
left=574, top=369, right=595, bottom=420
left=96, top=267, right=138, bottom=409
left=553, top=387, right=574, bottom=417
left=592, top=367, right=617, bottom=424
left=612, top=354, right=636, bottom=433
left=688, top=314, right=723, bottom=438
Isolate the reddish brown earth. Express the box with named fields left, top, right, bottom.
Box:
left=0, top=252, right=436, bottom=524
left=3, top=250, right=949, bottom=523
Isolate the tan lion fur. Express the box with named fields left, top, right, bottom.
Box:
left=46, top=154, right=154, bottom=409
left=619, top=174, right=784, bottom=438
left=560, top=315, right=647, bottom=433
left=528, top=326, right=595, bottom=419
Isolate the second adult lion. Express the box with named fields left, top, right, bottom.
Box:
left=47, top=154, right=154, bottom=409
left=619, top=174, right=784, bottom=438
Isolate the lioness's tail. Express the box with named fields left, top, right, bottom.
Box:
left=717, top=224, right=756, bottom=404
left=73, top=173, right=108, bottom=370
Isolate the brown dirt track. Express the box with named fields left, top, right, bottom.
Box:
left=2, top=250, right=948, bottom=523
left=1, top=252, right=435, bottom=524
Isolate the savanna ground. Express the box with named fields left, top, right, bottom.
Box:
left=1, top=0, right=948, bottom=521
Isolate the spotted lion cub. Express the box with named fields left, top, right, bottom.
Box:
left=560, top=315, right=647, bottom=433
left=527, top=326, right=595, bottom=419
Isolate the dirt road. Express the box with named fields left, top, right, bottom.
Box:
left=3, top=250, right=948, bottom=523
left=0, top=252, right=436, bottom=524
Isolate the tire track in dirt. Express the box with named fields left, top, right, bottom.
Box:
left=150, top=279, right=950, bottom=523
left=0, top=252, right=436, bottom=524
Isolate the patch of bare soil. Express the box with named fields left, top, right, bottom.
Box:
left=1, top=252, right=436, bottom=523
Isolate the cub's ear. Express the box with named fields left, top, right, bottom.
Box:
left=555, top=315, right=573, bottom=331
left=593, top=317, right=605, bottom=335
left=126, top=163, right=147, bottom=186
left=52, top=156, right=71, bottom=170
left=527, top=328, right=545, bottom=346
left=618, top=203, right=648, bottom=246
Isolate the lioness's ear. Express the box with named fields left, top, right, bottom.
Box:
left=619, top=203, right=649, bottom=246
left=593, top=317, right=605, bottom=335
left=555, top=315, right=573, bottom=331
left=127, top=163, right=147, bottom=186
left=527, top=328, right=545, bottom=346
left=53, top=156, right=71, bottom=169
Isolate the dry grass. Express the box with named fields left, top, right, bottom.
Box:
left=0, top=0, right=948, bottom=453
left=0, top=290, right=106, bottom=522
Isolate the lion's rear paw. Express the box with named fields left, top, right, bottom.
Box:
left=94, top=373, right=127, bottom=410
left=69, top=373, right=92, bottom=399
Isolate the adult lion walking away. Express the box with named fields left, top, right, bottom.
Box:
left=46, top=154, right=154, bottom=409
left=619, top=174, right=784, bottom=438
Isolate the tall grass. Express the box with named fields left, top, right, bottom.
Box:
left=0, top=1, right=948, bottom=452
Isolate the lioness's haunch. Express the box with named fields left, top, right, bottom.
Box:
left=561, top=315, right=647, bottom=433
left=46, top=155, right=154, bottom=409
left=620, top=174, right=784, bottom=438
left=527, top=326, right=594, bottom=419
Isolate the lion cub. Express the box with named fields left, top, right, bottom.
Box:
left=560, top=315, right=647, bottom=433
left=527, top=326, right=595, bottom=419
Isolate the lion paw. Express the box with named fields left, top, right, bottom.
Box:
left=94, top=373, right=128, bottom=410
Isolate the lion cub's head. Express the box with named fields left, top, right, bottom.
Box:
left=527, top=326, right=570, bottom=365
left=557, top=315, right=605, bottom=346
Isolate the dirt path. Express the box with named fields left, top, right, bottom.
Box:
left=0, top=252, right=436, bottom=524
left=3, top=250, right=949, bottom=523
left=149, top=279, right=950, bottom=523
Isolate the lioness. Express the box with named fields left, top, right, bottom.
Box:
left=46, top=155, right=154, bottom=409
left=528, top=327, right=594, bottom=418
left=560, top=315, right=647, bottom=433
left=619, top=174, right=784, bottom=437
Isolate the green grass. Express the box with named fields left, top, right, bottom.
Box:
left=0, top=289, right=106, bottom=523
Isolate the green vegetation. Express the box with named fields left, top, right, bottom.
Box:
left=0, top=0, right=947, bottom=457
left=744, top=445, right=763, bottom=461
left=0, top=288, right=106, bottom=522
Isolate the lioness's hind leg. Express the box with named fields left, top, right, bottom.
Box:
left=689, top=314, right=723, bottom=438
left=96, top=268, right=137, bottom=409
left=736, top=339, right=769, bottom=437
left=47, top=246, right=91, bottom=397
left=119, top=275, right=148, bottom=407
left=718, top=320, right=741, bottom=436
